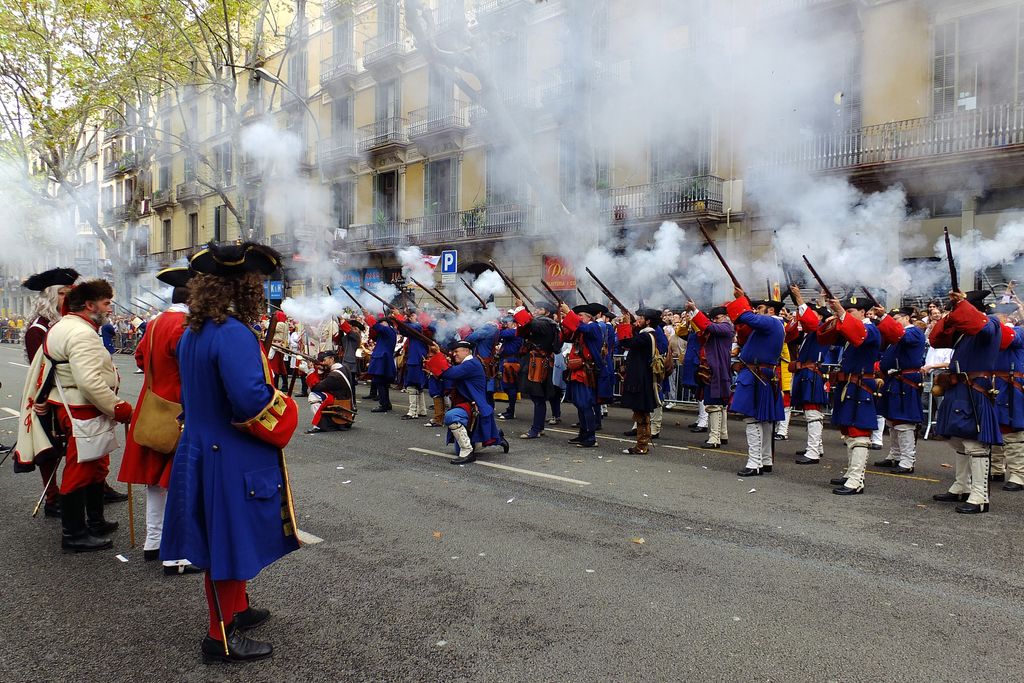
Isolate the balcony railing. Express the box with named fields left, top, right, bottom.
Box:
left=176, top=179, right=201, bottom=202
left=363, top=32, right=407, bottom=69
left=600, top=175, right=724, bottom=221
left=467, top=85, right=539, bottom=123
left=320, top=52, right=357, bottom=87
left=346, top=220, right=410, bottom=248
left=324, top=0, right=356, bottom=17
left=408, top=103, right=469, bottom=138
left=103, top=203, right=133, bottom=224
left=408, top=204, right=534, bottom=245
left=151, top=188, right=175, bottom=209
left=475, top=0, right=532, bottom=19
left=757, top=103, right=1024, bottom=172
left=358, top=117, right=409, bottom=151
left=103, top=152, right=139, bottom=178
left=317, top=136, right=359, bottom=167
left=434, top=0, right=467, bottom=31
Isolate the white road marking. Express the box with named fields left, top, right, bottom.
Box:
left=407, top=448, right=591, bottom=486
left=7, top=362, right=28, bottom=368
left=1, top=407, right=18, bottom=417
left=0, top=415, right=18, bottom=421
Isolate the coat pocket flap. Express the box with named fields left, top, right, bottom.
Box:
left=243, top=466, right=283, bottom=500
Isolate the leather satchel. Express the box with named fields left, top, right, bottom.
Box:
left=133, top=327, right=182, bottom=454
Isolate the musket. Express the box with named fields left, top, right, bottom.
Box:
left=943, top=226, right=959, bottom=293
left=585, top=267, right=633, bottom=321
left=434, top=286, right=461, bottom=312
left=531, top=285, right=549, bottom=304
left=697, top=219, right=743, bottom=291
left=111, top=300, right=140, bottom=315
left=667, top=274, right=692, bottom=302
left=335, top=284, right=364, bottom=310
left=358, top=285, right=434, bottom=346
left=140, top=285, right=170, bottom=304
left=860, top=286, right=882, bottom=310
left=540, top=280, right=564, bottom=308
left=460, top=278, right=488, bottom=308
left=271, top=343, right=318, bottom=365
left=409, top=276, right=459, bottom=312
left=132, top=297, right=155, bottom=312
left=801, top=255, right=835, bottom=302
left=576, top=287, right=589, bottom=304
left=488, top=259, right=534, bottom=306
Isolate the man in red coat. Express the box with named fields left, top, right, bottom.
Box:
left=118, top=267, right=200, bottom=574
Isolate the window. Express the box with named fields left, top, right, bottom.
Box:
left=333, top=95, right=353, bottom=138
left=334, top=18, right=354, bottom=56
left=486, top=147, right=522, bottom=207
left=373, top=171, right=399, bottom=221
left=429, top=66, right=453, bottom=113
left=650, top=125, right=710, bottom=183
left=425, top=158, right=457, bottom=215
left=162, top=219, right=172, bottom=253
left=184, top=155, right=196, bottom=182
left=375, top=79, right=400, bottom=121
left=213, top=204, right=227, bottom=241
left=378, top=0, right=399, bottom=43
left=934, top=7, right=1018, bottom=114
left=158, top=165, right=170, bottom=191
left=188, top=212, right=199, bottom=247
left=558, top=135, right=577, bottom=210
left=214, top=142, right=233, bottom=186
left=288, top=50, right=308, bottom=98
left=332, top=181, right=354, bottom=231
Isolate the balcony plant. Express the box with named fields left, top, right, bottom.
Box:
left=461, top=202, right=485, bottom=236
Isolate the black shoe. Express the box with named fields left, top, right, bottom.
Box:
left=687, top=422, right=701, bottom=429
left=500, top=439, right=510, bottom=454
left=829, top=476, right=847, bottom=486
left=575, top=441, right=597, bottom=448
left=88, top=520, right=119, bottom=535
left=795, top=456, right=820, bottom=465
left=868, top=444, right=882, bottom=450
left=450, top=453, right=477, bottom=465
left=737, top=467, right=761, bottom=477
left=873, top=459, right=898, bottom=467
left=401, top=414, right=419, bottom=420
left=762, top=465, right=773, bottom=473
left=703, top=442, right=721, bottom=449
left=795, top=449, right=807, bottom=456
left=370, top=406, right=392, bottom=413
left=102, top=485, right=129, bottom=503
left=234, top=606, right=271, bottom=631
left=689, top=425, right=709, bottom=433
left=201, top=623, right=273, bottom=664
left=773, top=434, right=787, bottom=441
left=651, top=433, right=660, bottom=440
left=305, top=427, right=324, bottom=434
left=568, top=436, right=584, bottom=444
left=163, top=563, right=204, bottom=576
left=893, top=466, right=915, bottom=474
left=144, top=549, right=159, bottom=562
left=43, top=501, right=61, bottom=518
left=1002, top=482, right=1024, bottom=492
left=62, top=532, right=113, bottom=553
left=623, top=429, right=637, bottom=437
left=955, top=501, right=989, bottom=514
left=990, top=473, right=1005, bottom=482
left=833, top=486, right=864, bottom=495
left=361, top=394, right=375, bottom=400
left=721, top=439, right=728, bottom=445
left=933, top=492, right=969, bottom=503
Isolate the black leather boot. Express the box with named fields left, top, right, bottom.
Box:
left=86, top=483, right=119, bottom=536
left=61, top=488, right=113, bottom=553
left=201, top=622, right=273, bottom=664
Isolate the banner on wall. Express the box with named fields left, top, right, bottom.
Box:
left=543, top=255, right=576, bottom=291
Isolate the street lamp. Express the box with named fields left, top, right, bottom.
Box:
left=228, top=64, right=322, bottom=143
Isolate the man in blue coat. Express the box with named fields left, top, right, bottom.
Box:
left=787, top=290, right=832, bottom=464
left=874, top=307, right=927, bottom=473
left=929, top=290, right=1003, bottom=513
left=497, top=317, right=523, bottom=420
left=817, top=296, right=882, bottom=495
left=364, top=310, right=398, bottom=412
left=687, top=303, right=734, bottom=449
left=993, top=302, right=1024, bottom=492
left=162, top=242, right=301, bottom=663
left=425, top=340, right=508, bottom=464
left=401, top=309, right=432, bottom=421
left=726, top=289, right=785, bottom=477
left=465, top=319, right=500, bottom=406
left=595, top=308, right=617, bottom=426
left=558, top=303, right=607, bottom=448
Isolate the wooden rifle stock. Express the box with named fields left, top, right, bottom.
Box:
left=585, top=267, right=633, bottom=321
left=460, top=278, right=489, bottom=308
left=697, top=220, right=743, bottom=291
left=409, top=276, right=458, bottom=312
left=860, top=286, right=882, bottom=310
left=576, top=287, right=589, bottom=304
left=667, top=274, right=692, bottom=302
left=488, top=259, right=534, bottom=306
left=540, top=280, right=564, bottom=309
left=801, top=255, right=835, bottom=302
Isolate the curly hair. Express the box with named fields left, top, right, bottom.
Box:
left=187, top=272, right=266, bottom=332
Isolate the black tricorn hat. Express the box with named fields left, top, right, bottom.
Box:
left=572, top=303, right=605, bottom=317
left=709, top=306, right=728, bottom=318
left=840, top=296, right=869, bottom=311
left=637, top=307, right=664, bottom=325
left=23, top=267, right=79, bottom=292
left=965, top=290, right=991, bottom=312
left=890, top=306, right=917, bottom=318
left=155, top=267, right=194, bottom=288
left=449, top=340, right=473, bottom=351
left=756, top=299, right=785, bottom=314
left=316, top=350, right=336, bottom=362
left=190, top=242, right=282, bottom=277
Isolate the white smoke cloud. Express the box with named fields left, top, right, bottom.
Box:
left=281, top=294, right=345, bottom=325
left=396, top=245, right=437, bottom=285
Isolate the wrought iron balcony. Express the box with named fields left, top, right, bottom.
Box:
left=408, top=103, right=469, bottom=139
left=103, top=203, right=133, bottom=225
left=474, top=0, right=533, bottom=22
left=103, top=152, right=139, bottom=178
left=405, top=203, right=535, bottom=247
left=320, top=52, right=358, bottom=89
left=151, top=188, right=175, bottom=209
left=324, top=0, right=355, bottom=18
left=363, top=33, right=408, bottom=71
left=346, top=220, right=410, bottom=249
left=467, top=85, right=539, bottom=126
left=753, top=103, right=1024, bottom=172
left=358, top=117, right=409, bottom=152
left=176, top=179, right=202, bottom=202
left=317, top=136, right=360, bottom=171
left=600, top=175, right=724, bottom=221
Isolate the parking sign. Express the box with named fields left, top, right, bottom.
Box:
left=440, top=250, right=458, bottom=274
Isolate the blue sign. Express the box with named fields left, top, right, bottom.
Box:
left=264, top=280, right=284, bottom=300
left=363, top=268, right=383, bottom=287
left=338, top=270, right=361, bottom=292
left=440, top=249, right=458, bottom=274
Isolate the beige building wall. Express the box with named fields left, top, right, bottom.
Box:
left=861, top=1, right=932, bottom=125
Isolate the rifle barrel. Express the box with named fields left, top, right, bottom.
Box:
left=540, top=280, right=564, bottom=308
left=801, top=255, right=834, bottom=302
left=667, top=274, right=692, bottom=302
left=337, top=284, right=364, bottom=310
left=359, top=285, right=394, bottom=311
left=488, top=260, right=534, bottom=306
left=943, top=226, right=959, bottom=292
left=576, top=287, right=589, bottom=304
left=697, top=220, right=743, bottom=290
left=861, top=286, right=882, bottom=309
left=460, top=278, right=488, bottom=308
left=409, top=276, right=458, bottom=312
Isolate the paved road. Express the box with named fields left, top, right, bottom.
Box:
left=1, top=343, right=1022, bottom=682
